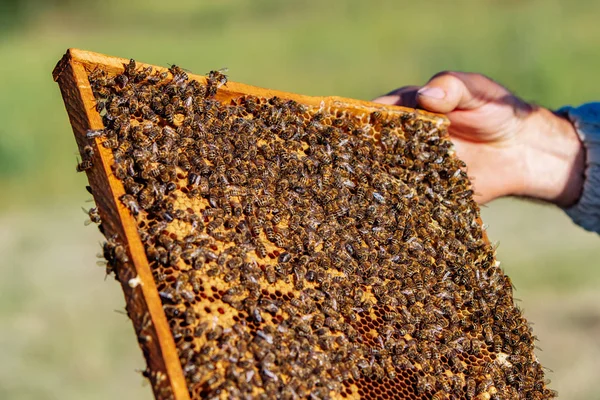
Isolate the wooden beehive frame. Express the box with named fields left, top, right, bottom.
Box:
left=52, top=48, right=451, bottom=400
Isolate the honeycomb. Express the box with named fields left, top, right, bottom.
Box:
left=54, top=49, right=556, bottom=400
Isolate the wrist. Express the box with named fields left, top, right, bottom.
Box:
left=516, top=107, right=584, bottom=206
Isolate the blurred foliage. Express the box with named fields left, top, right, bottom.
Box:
left=1, top=0, right=600, bottom=399
left=0, top=0, right=76, bottom=30
left=2, top=0, right=600, bottom=209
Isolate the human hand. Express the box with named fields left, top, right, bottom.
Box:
left=373, top=72, right=584, bottom=207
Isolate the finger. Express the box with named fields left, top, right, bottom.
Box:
left=417, top=71, right=510, bottom=114
left=372, top=86, right=420, bottom=108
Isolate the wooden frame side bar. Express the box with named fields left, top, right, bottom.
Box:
left=53, top=50, right=191, bottom=400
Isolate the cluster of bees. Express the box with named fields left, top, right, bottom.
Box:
left=83, top=59, right=555, bottom=399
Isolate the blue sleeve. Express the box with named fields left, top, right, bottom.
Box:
left=557, top=103, right=600, bottom=234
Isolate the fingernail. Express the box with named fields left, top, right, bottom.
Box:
left=417, top=87, right=445, bottom=99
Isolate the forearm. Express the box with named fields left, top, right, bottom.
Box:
left=516, top=107, right=585, bottom=207
left=514, top=102, right=600, bottom=233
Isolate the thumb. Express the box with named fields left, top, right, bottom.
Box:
left=416, top=71, right=509, bottom=114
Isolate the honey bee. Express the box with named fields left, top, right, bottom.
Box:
left=431, top=391, right=447, bottom=400
left=207, top=68, right=228, bottom=87
left=255, top=241, right=267, bottom=259
left=450, top=354, right=465, bottom=372
left=206, top=217, right=224, bottom=233
left=471, top=338, right=483, bottom=356
left=311, top=313, right=325, bottom=330
left=114, top=73, right=129, bottom=89
left=168, top=64, right=188, bottom=84
left=102, top=136, right=119, bottom=149
left=164, top=104, right=176, bottom=124
left=465, top=377, right=476, bottom=399
left=124, top=58, right=137, bottom=76
left=269, top=233, right=286, bottom=248
left=86, top=128, right=105, bottom=139
left=137, top=187, right=154, bottom=210
left=113, top=244, right=129, bottom=264
left=483, top=324, right=494, bottom=344
left=81, top=144, right=95, bottom=158
left=134, top=65, right=153, bottom=83
left=120, top=194, right=141, bottom=215
left=508, top=354, right=526, bottom=366
left=83, top=206, right=101, bottom=225
left=112, top=142, right=132, bottom=162
left=416, top=375, right=435, bottom=394
left=140, top=105, right=158, bottom=123
left=205, top=325, right=224, bottom=341
left=76, top=158, right=93, bottom=172
left=141, top=162, right=161, bottom=180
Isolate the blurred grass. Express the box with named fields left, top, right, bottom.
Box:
left=1, top=0, right=600, bottom=399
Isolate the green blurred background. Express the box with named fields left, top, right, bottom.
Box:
left=1, top=0, right=599, bottom=399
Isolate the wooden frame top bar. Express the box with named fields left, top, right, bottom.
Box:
left=54, top=49, right=448, bottom=126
